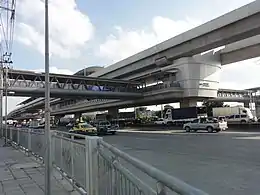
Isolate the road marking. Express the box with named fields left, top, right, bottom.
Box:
left=117, top=129, right=183, bottom=134
left=233, top=136, right=260, bottom=140
left=223, top=131, right=260, bottom=135
left=134, top=137, right=160, bottom=141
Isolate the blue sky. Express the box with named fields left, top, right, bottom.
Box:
left=12, top=0, right=255, bottom=71
left=2, top=0, right=260, bottom=112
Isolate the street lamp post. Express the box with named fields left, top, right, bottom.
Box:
left=0, top=65, right=3, bottom=138
left=4, top=67, right=8, bottom=145
left=44, top=0, right=51, bottom=195
left=161, top=104, right=164, bottom=118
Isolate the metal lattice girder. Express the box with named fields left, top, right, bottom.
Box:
left=2, top=69, right=144, bottom=98
left=217, top=89, right=251, bottom=98
left=6, top=69, right=141, bottom=90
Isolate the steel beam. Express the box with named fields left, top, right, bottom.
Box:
left=7, top=69, right=141, bottom=86
left=2, top=87, right=143, bottom=99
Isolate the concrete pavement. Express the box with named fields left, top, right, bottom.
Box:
left=0, top=139, right=79, bottom=195
left=104, top=130, right=260, bottom=195
left=117, top=128, right=260, bottom=135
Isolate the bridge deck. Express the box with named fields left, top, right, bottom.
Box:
left=7, top=69, right=141, bottom=86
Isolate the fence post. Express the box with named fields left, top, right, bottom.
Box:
left=51, top=132, right=55, bottom=165
left=10, top=128, right=13, bottom=142
left=71, top=135, right=74, bottom=179
left=85, top=136, right=101, bottom=195
left=60, top=133, right=63, bottom=168
left=17, top=129, right=20, bottom=146
left=28, top=129, right=32, bottom=156
left=111, top=156, right=119, bottom=195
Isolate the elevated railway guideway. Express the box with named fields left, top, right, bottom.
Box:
left=2, top=69, right=143, bottom=99
left=90, top=0, right=260, bottom=80
left=9, top=1, right=260, bottom=118
left=8, top=81, right=258, bottom=119
left=49, top=88, right=255, bottom=116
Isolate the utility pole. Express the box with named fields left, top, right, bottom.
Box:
left=4, top=66, right=8, bottom=145
left=1, top=52, right=12, bottom=147
left=0, top=64, right=3, bottom=138
left=44, top=0, right=51, bottom=194
left=0, top=0, right=16, bottom=144
left=249, top=90, right=253, bottom=113
left=161, top=104, right=164, bottom=118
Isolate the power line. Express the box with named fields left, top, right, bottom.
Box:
left=0, top=0, right=16, bottom=61
left=0, top=0, right=15, bottom=147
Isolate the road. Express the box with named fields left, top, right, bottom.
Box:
left=103, top=130, right=260, bottom=195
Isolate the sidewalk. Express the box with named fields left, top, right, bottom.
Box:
left=0, top=139, right=79, bottom=195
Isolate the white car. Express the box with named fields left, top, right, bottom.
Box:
left=227, top=114, right=254, bottom=123
left=183, top=118, right=228, bottom=133
left=154, top=118, right=166, bottom=125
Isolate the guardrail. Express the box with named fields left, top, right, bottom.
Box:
left=1, top=127, right=208, bottom=195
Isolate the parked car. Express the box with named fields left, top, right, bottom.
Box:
left=183, top=117, right=228, bottom=133
left=95, top=120, right=117, bottom=135
left=154, top=118, right=166, bottom=125
left=69, top=122, right=97, bottom=135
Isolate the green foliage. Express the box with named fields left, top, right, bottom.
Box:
left=202, top=101, right=225, bottom=116
left=202, top=101, right=224, bottom=108
left=81, top=115, right=92, bottom=122
left=154, top=111, right=162, bottom=118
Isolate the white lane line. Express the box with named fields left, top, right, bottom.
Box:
left=233, top=136, right=260, bottom=140
left=134, top=137, right=159, bottom=141
left=117, top=129, right=184, bottom=134
left=223, top=131, right=260, bottom=135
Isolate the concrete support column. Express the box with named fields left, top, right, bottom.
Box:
left=255, top=103, right=260, bottom=118
left=108, top=108, right=119, bottom=119
left=74, top=112, right=82, bottom=120
left=180, top=99, right=197, bottom=108
left=54, top=115, right=64, bottom=125
left=244, top=102, right=250, bottom=108
left=174, top=52, right=221, bottom=98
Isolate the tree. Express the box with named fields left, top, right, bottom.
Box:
left=202, top=101, right=225, bottom=116
left=136, top=107, right=147, bottom=112
left=135, top=107, right=147, bottom=119
left=81, top=115, right=92, bottom=122
left=154, top=111, right=162, bottom=118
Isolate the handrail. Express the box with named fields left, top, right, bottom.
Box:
left=99, top=140, right=208, bottom=195
left=3, top=128, right=208, bottom=195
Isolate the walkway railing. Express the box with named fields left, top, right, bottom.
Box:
left=1, top=127, right=208, bottom=195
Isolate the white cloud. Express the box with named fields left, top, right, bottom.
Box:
left=2, top=97, right=28, bottom=115
left=98, top=14, right=260, bottom=90
left=15, top=0, right=94, bottom=59
left=220, top=57, right=260, bottom=89
left=98, top=16, right=202, bottom=63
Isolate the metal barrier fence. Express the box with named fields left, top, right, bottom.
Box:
left=2, top=127, right=208, bottom=195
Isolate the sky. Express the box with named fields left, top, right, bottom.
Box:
left=2, top=0, right=260, bottom=113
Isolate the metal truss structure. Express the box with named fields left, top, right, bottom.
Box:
left=2, top=69, right=143, bottom=98
left=217, top=89, right=251, bottom=98
left=5, top=69, right=141, bottom=91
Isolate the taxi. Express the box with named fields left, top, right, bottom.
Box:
left=69, top=122, right=97, bottom=135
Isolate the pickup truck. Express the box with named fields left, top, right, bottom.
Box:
left=95, top=120, right=117, bottom=135
left=183, top=117, right=228, bottom=133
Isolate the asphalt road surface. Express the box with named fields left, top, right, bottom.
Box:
left=103, top=130, right=260, bottom=195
